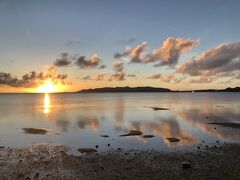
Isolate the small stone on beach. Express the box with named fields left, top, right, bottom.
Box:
left=78, top=148, right=97, bottom=154
left=181, top=162, right=191, bottom=169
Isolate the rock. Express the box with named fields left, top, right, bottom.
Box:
left=107, top=143, right=110, bottom=147
left=181, top=162, right=191, bottom=169
left=0, top=146, right=5, bottom=149
left=78, top=148, right=97, bottom=154
left=143, top=135, right=155, bottom=138
left=151, top=107, right=170, bottom=111
left=34, top=172, right=39, bottom=179
left=22, top=128, right=50, bottom=135
left=197, top=146, right=200, bottom=149
left=166, top=137, right=180, bottom=142
left=117, top=148, right=122, bottom=150
left=100, top=135, right=109, bottom=138
left=216, top=140, right=220, bottom=143
left=95, top=145, right=99, bottom=148
left=119, top=130, right=142, bottom=137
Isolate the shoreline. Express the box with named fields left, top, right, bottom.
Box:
left=0, top=143, right=240, bottom=179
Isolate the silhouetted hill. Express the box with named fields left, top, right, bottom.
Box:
left=77, top=86, right=240, bottom=93
left=78, top=86, right=171, bottom=93
left=194, top=87, right=240, bottom=92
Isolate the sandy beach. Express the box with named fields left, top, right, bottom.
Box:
left=0, top=143, right=240, bottom=180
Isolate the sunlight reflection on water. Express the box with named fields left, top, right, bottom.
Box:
left=44, top=93, right=50, bottom=114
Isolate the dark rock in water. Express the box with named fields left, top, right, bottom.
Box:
left=0, top=146, right=5, bottom=149
left=143, top=135, right=155, bottom=138
left=197, top=146, right=200, bottom=149
left=119, top=130, right=142, bottom=137
left=216, top=140, right=220, bottom=143
left=22, top=128, right=50, bottom=135
left=100, top=135, right=109, bottom=138
left=181, top=162, right=191, bottom=169
left=117, top=148, right=122, bottom=150
left=150, top=107, right=170, bottom=111
left=107, top=144, right=110, bottom=147
left=95, top=145, right=99, bottom=149
left=166, top=137, right=180, bottom=142
left=78, top=148, right=97, bottom=153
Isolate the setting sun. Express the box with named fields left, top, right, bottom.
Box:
left=37, top=79, right=58, bottom=93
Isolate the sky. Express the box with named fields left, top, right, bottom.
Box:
left=0, top=0, right=240, bottom=92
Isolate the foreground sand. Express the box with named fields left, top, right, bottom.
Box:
left=0, top=143, right=240, bottom=180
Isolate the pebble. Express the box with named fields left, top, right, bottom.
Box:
left=181, top=162, right=191, bottom=169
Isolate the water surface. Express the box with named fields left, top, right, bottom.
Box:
left=0, top=92, right=239, bottom=154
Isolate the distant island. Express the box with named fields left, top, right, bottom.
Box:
left=77, top=86, right=240, bottom=93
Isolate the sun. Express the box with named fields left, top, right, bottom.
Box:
left=37, top=79, right=58, bottom=93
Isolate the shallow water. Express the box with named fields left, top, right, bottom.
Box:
left=0, top=92, right=239, bottom=154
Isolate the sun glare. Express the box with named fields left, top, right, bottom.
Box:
left=37, top=80, right=57, bottom=93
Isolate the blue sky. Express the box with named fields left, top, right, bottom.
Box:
left=0, top=0, right=240, bottom=92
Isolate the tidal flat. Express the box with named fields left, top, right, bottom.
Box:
left=0, top=143, right=240, bottom=179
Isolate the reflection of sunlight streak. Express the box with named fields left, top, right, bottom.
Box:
left=44, top=93, right=51, bottom=114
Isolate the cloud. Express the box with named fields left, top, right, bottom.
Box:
left=95, top=73, right=106, bottom=81
left=189, top=76, right=215, bottom=84
left=109, top=61, right=126, bottom=81
left=117, top=38, right=136, bottom=45
left=144, top=37, right=198, bottom=66
left=53, top=53, right=71, bottom=67
left=114, top=42, right=148, bottom=63
left=126, top=74, right=136, bottom=78
left=147, top=73, right=162, bottom=79
left=0, top=67, right=70, bottom=88
left=177, top=42, right=240, bottom=77
left=112, top=61, right=124, bottom=72
left=99, top=64, right=107, bottom=69
left=82, top=75, right=91, bottom=80
left=114, top=37, right=198, bottom=66
left=173, top=75, right=187, bottom=83
left=109, top=71, right=125, bottom=81
left=147, top=73, right=174, bottom=82
left=75, top=54, right=101, bottom=69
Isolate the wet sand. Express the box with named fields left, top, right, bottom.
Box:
left=0, top=143, right=240, bottom=179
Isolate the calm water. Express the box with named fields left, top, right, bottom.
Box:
left=0, top=93, right=239, bottom=153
